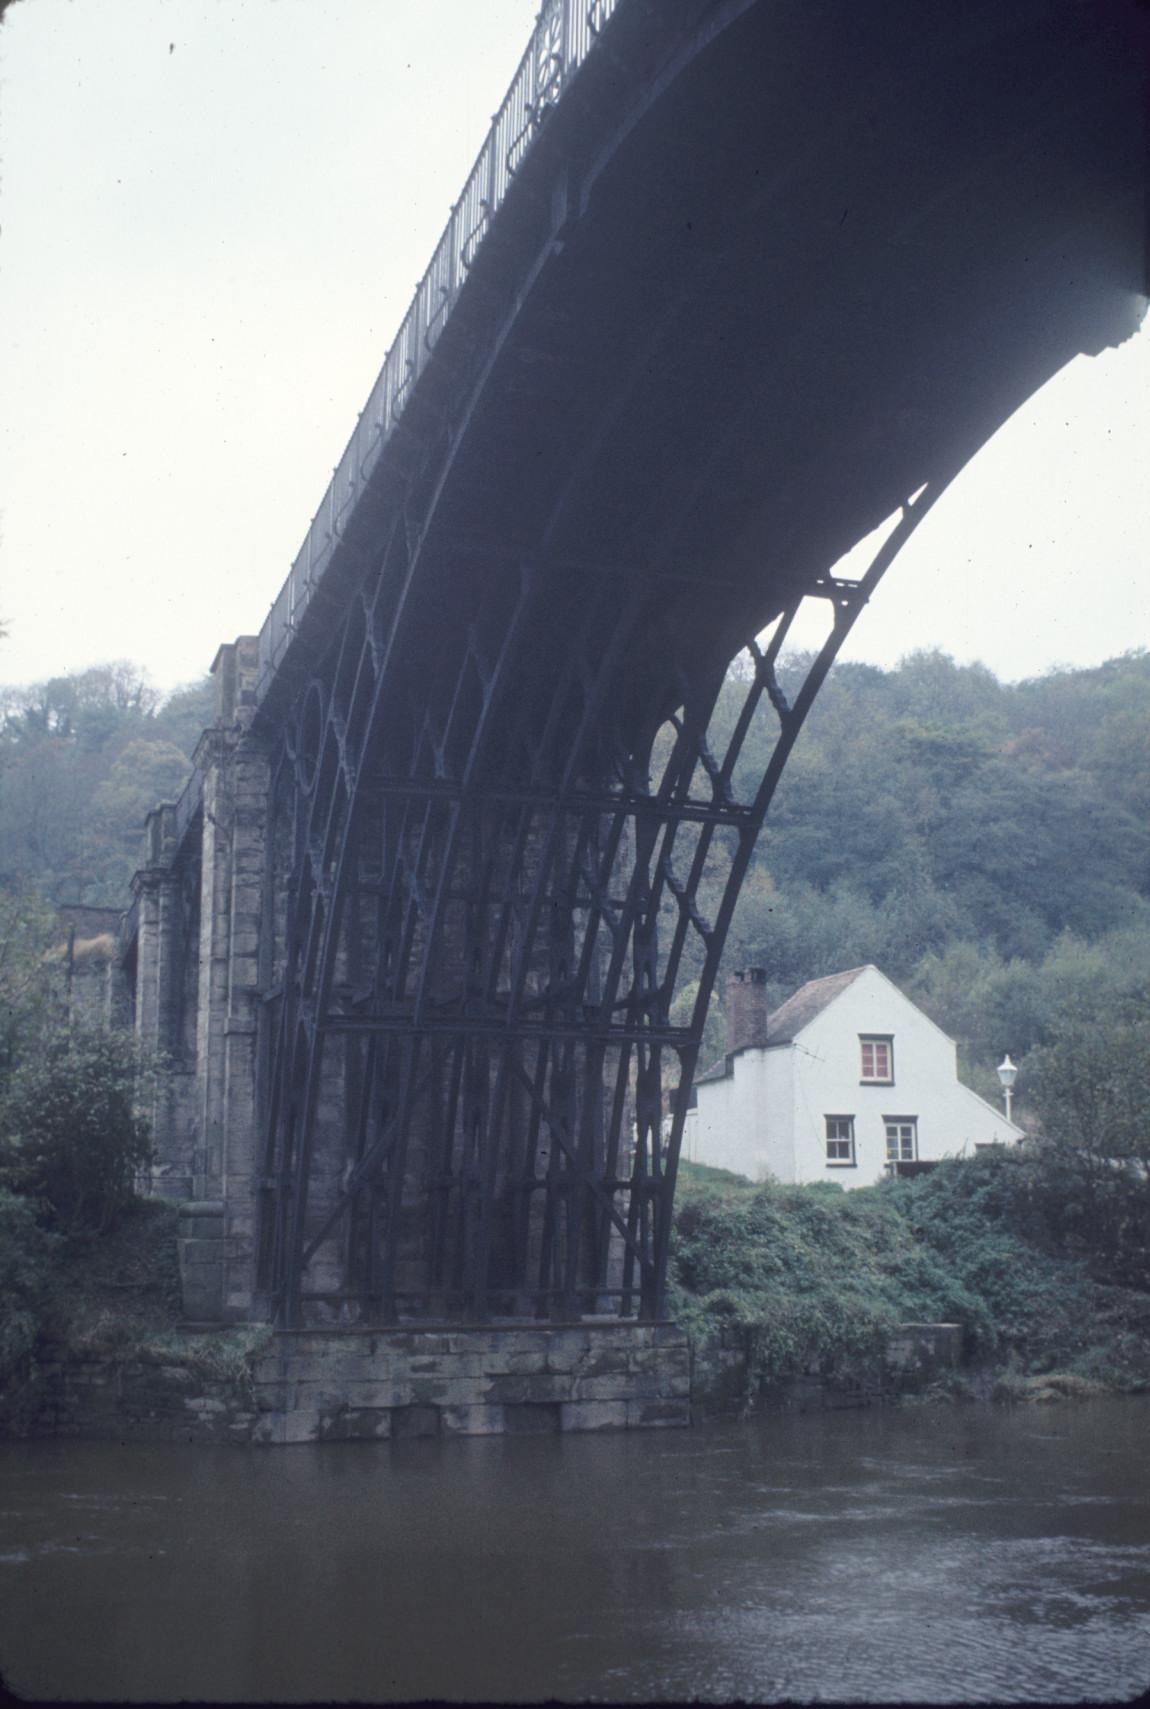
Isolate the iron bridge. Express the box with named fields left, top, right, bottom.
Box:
left=131, top=0, right=1148, bottom=1330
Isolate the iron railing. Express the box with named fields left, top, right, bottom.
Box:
left=255, top=0, right=622, bottom=700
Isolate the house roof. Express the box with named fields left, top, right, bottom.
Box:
left=764, top=965, right=871, bottom=1044
left=694, top=964, right=872, bottom=1086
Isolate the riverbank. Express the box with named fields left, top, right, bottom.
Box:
left=671, top=1148, right=1150, bottom=1411
left=3, top=1148, right=1148, bottom=1441
left=0, top=1200, right=271, bottom=1441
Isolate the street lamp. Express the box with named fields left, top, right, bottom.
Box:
left=996, top=1054, right=1018, bottom=1126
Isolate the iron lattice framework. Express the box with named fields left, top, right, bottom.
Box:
left=254, top=481, right=947, bottom=1328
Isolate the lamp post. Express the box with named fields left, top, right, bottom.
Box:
left=996, top=1054, right=1018, bottom=1126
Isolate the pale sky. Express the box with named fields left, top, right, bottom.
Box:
left=1, top=0, right=1147, bottom=697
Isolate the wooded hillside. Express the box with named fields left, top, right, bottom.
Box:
left=1, top=648, right=1146, bottom=1116
left=681, top=648, right=1150, bottom=1110
left=0, top=666, right=213, bottom=907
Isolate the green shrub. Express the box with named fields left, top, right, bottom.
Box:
left=0, top=1024, right=153, bottom=1234
left=669, top=1147, right=1149, bottom=1395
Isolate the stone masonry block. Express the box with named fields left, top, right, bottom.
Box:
left=318, top=1407, right=393, bottom=1442
left=294, top=1379, right=414, bottom=1411
left=440, top=1404, right=506, bottom=1437
left=390, top=1405, right=441, bottom=1440
left=180, top=1239, right=225, bottom=1266
left=408, top=1378, right=451, bottom=1405
left=571, top=1347, right=632, bottom=1378
left=633, top=1345, right=690, bottom=1376
left=571, top=1373, right=635, bottom=1402
left=482, top=1371, right=570, bottom=1406
left=503, top=1402, right=562, bottom=1435
left=277, top=1409, right=323, bottom=1444
left=488, top=1330, right=553, bottom=1362
left=182, top=1286, right=224, bottom=1319
left=293, top=1341, right=383, bottom=1374
left=541, top=1340, right=590, bottom=1375
left=480, top=1348, right=555, bottom=1377
left=253, top=1381, right=291, bottom=1413
left=446, top=1331, right=496, bottom=1355
left=560, top=1400, right=629, bottom=1433
left=178, top=1215, right=225, bottom=1241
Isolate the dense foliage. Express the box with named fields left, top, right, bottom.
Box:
left=670, top=1149, right=1150, bottom=1397
left=0, top=882, right=156, bottom=1380
left=683, top=646, right=1150, bottom=1108
left=0, top=664, right=212, bottom=904
left=0, top=1027, right=153, bottom=1235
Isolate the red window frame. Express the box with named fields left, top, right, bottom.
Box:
left=860, top=1036, right=893, bottom=1083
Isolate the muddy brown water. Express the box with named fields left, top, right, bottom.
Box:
left=1, top=1397, right=1148, bottom=1702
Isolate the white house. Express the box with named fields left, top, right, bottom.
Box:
left=684, top=965, right=1023, bottom=1186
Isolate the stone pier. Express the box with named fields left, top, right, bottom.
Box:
left=250, top=1323, right=692, bottom=1444
left=130, top=636, right=268, bottom=1325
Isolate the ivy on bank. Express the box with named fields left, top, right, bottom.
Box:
left=668, top=1148, right=1150, bottom=1398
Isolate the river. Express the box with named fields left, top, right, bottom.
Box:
left=2, top=1397, right=1148, bottom=1703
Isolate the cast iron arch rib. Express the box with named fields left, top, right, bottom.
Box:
left=259, top=473, right=950, bottom=1328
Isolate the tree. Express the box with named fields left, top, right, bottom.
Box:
left=0, top=1024, right=153, bottom=1234
left=0, top=886, right=59, bottom=1085
left=1026, top=1014, right=1150, bottom=1163
left=0, top=665, right=210, bottom=903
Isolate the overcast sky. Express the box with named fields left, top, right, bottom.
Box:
left=1, top=0, right=1146, bottom=697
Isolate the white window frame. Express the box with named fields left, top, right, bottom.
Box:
left=825, top=1115, right=856, bottom=1167
left=884, top=1117, right=918, bottom=1163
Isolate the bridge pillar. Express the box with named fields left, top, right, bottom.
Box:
left=188, top=637, right=269, bottom=1321
left=129, top=639, right=270, bottom=1321
left=133, top=803, right=198, bottom=1199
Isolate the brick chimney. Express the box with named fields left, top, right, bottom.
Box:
left=726, top=967, right=769, bottom=1054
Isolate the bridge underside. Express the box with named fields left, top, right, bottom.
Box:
left=132, top=0, right=1147, bottom=1328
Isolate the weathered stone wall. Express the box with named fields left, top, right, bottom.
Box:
left=251, top=1323, right=691, bottom=1443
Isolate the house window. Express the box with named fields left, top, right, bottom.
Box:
left=825, top=1116, right=856, bottom=1166
left=860, top=1036, right=893, bottom=1083
left=885, top=1118, right=917, bottom=1163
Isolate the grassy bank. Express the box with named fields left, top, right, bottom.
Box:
left=669, top=1149, right=1150, bottom=1403
left=0, top=1197, right=268, bottom=1421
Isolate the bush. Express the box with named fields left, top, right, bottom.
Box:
left=0, top=1024, right=153, bottom=1234
left=668, top=1178, right=980, bottom=1388
left=670, top=1148, right=1150, bottom=1396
